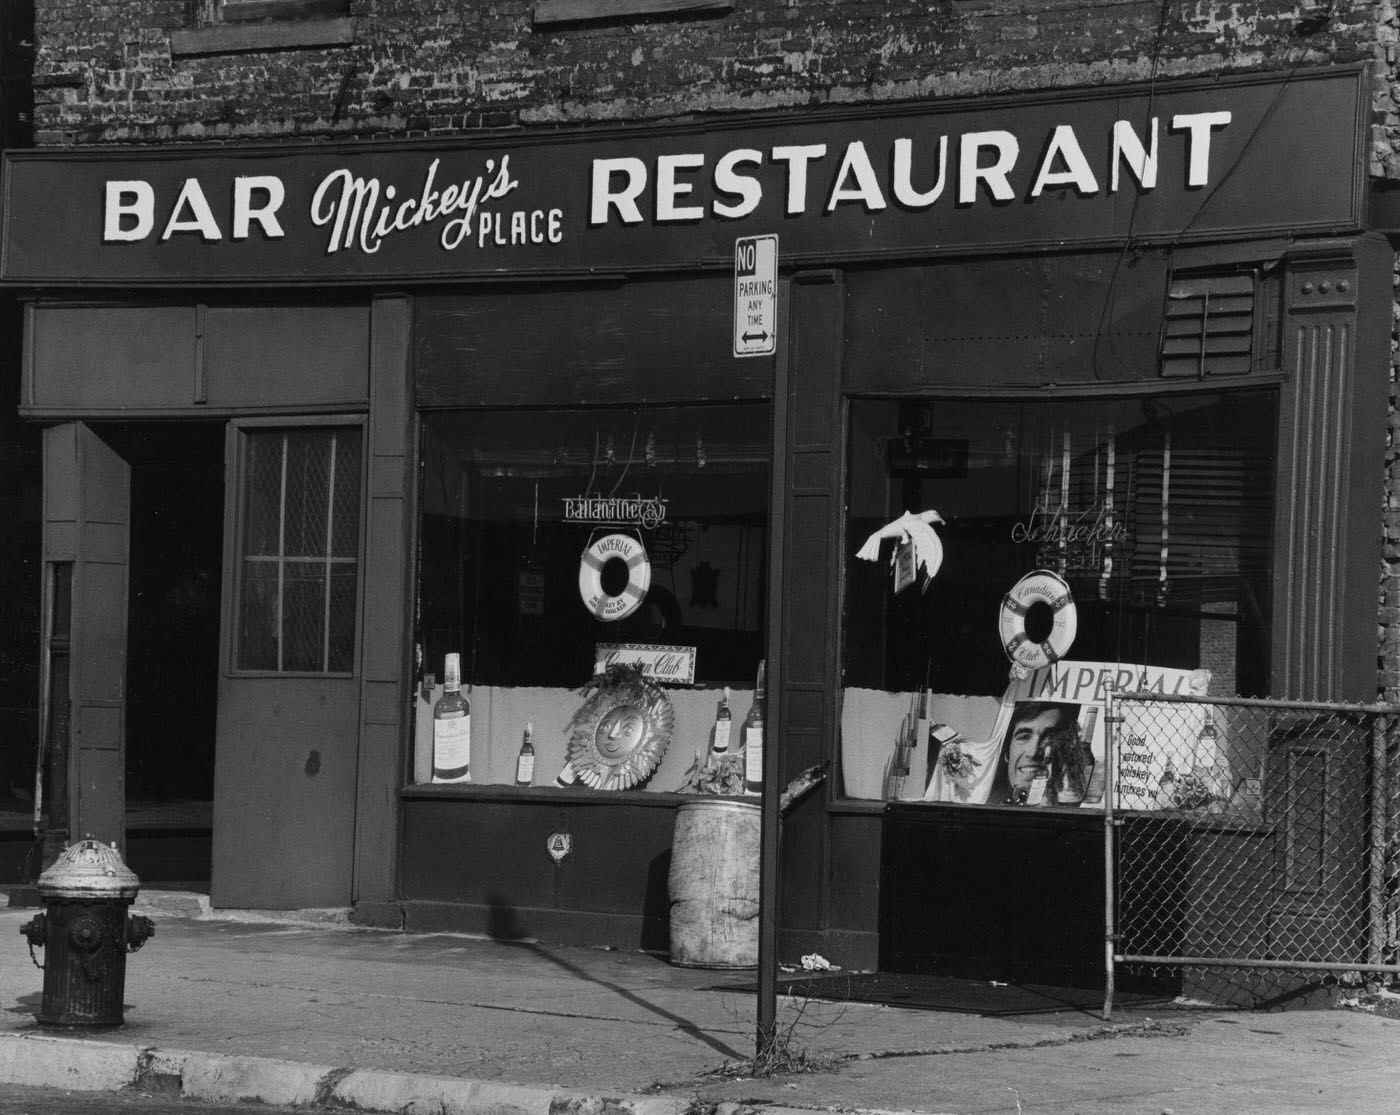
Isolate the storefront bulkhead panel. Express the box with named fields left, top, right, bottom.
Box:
left=842, top=250, right=1172, bottom=390
left=23, top=302, right=371, bottom=416
left=399, top=793, right=677, bottom=949
left=414, top=277, right=772, bottom=409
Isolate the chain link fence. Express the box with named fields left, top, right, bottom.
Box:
left=1104, top=691, right=1400, bottom=1017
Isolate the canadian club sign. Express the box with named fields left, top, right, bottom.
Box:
left=0, top=68, right=1365, bottom=286
left=594, top=643, right=697, bottom=686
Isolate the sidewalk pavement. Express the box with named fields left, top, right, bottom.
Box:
left=0, top=890, right=1397, bottom=1115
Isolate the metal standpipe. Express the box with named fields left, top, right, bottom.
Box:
left=19, top=838, right=155, bottom=1028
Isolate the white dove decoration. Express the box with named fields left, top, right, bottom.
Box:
left=856, top=509, right=945, bottom=592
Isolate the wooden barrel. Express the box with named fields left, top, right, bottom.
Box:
left=668, top=798, right=761, bottom=968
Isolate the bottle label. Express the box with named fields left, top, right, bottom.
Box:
left=516, top=753, right=536, bottom=785
left=433, top=713, right=472, bottom=782
left=744, top=729, right=763, bottom=783
left=712, top=721, right=732, bottom=754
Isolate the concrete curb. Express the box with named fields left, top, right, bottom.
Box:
left=0, top=1033, right=690, bottom=1115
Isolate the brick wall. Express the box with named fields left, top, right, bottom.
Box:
left=27, top=1, right=1384, bottom=145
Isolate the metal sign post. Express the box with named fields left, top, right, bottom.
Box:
left=755, top=270, right=787, bottom=1061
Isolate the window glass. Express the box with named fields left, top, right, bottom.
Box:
left=236, top=427, right=361, bottom=674
left=841, top=389, right=1277, bottom=807
left=416, top=403, right=769, bottom=791
left=219, top=0, right=348, bottom=22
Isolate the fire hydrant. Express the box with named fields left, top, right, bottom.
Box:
left=20, top=839, right=155, bottom=1028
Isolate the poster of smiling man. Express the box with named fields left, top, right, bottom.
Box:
left=918, top=660, right=1210, bottom=809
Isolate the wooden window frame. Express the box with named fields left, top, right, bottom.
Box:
left=171, top=1, right=353, bottom=57
left=230, top=419, right=365, bottom=678
left=219, top=0, right=348, bottom=21
left=534, top=0, right=733, bottom=27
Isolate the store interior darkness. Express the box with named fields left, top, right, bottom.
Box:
left=417, top=404, right=771, bottom=695
left=845, top=390, right=1278, bottom=701
left=103, top=421, right=223, bottom=883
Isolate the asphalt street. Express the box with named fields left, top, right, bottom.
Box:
left=0, top=1084, right=354, bottom=1114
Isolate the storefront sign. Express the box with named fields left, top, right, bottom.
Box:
left=518, top=568, right=545, bottom=616
left=734, top=234, right=777, bottom=357
left=594, top=643, right=697, bottom=685
left=563, top=495, right=668, bottom=528
left=1010, top=503, right=1128, bottom=551
left=0, top=68, right=1365, bottom=285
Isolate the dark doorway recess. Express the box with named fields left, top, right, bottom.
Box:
left=101, top=421, right=224, bottom=885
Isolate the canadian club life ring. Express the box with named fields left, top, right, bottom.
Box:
left=578, top=533, right=651, bottom=622
left=999, top=569, right=1077, bottom=670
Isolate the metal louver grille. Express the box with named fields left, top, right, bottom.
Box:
left=1162, top=273, right=1255, bottom=379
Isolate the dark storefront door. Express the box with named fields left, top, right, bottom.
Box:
left=210, top=420, right=364, bottom=909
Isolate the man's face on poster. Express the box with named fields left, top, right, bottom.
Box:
left=1006, top=708, right=1068, bottom=792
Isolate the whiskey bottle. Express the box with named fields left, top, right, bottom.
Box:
left=1078, top=705, right=1099, bottom=748
left=1023, top=748, right=1050, bottom=806
left=413, top=672, right=436, bottom=784
left=887, top=717, right=911, bottom=801
left=742, top=660, right=766, bottom=796
left=1196, top=707, right=1230, bottom=802
left=515, top=722, right=536, bottom=787
left=710, top=688, right=733, bottom=762
left=1056, top=705, right=1099, bottom=805
left=1080, top=706, right=1105, bottom=805
left=913, top=689, right=930, bottom=763
left=1155, top=757, right=1178, bottom=810
left=431, top=652, right=472, bottom=784
left=553, top=760, right=578, bottom=788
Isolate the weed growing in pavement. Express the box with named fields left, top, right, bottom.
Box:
left=711, top=992, right=851, bottom=1079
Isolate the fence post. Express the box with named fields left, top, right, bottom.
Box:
left=1370, top=715, right=1389, bottom=967
left=1103, top=683, right=1117, bottom=1022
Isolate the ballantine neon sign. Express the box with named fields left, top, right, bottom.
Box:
left=563, top=495, right=669, bottom=529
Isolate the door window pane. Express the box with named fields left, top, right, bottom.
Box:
left=236, top=427, right=361, bottom=673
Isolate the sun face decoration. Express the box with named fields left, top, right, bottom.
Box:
left=566, top=664, right=674, bottom=790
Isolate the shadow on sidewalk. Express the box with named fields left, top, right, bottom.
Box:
left=717, top=970, right=1171, bottom=1017
left=486, top=893, right=749, bottom=1063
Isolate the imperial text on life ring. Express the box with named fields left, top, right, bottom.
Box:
left=579, top=534, right=652, bottom=622
left=999, top=569, right=1077, bottom=670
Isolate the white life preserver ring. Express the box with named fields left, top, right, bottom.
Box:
left=578, top=534, right=651, bottom=622
left=999, top=569, right=1077, bottom=670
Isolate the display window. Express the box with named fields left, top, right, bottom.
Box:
left=841, top=389, right=1277, bottom=809
left=414, top=402, right=770, bottom=792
